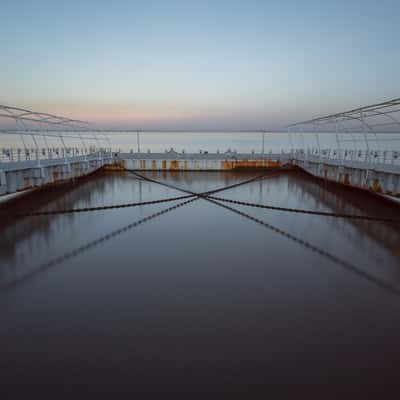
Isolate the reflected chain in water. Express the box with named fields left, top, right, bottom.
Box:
left=0, top=197, right=197, bottom=291
left=208, top=196, right=400, bottom=223
left=207, top=198, right=400, bottom=297
left=4, top=172, right=273, bottom=218
left=134, top=172, right=400, bottom=297
left=4, top=171, right=400, bottom=297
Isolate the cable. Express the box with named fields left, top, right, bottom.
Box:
left=3, top=194, right=195, bottom=218
left=203, top=174, right=271, bottom=195
left=129, top=170, right=267, bottom=197
left=0, top=197, right=197, bottom=291
left=3, top=172, right=269, bottom=218
left=129, top=171, right=199, bottom=195
left=207, top=197, right=400, bottom=297
left=208, top=196, right=400, bottom=223
left=133, top=172, right=400, bottom=297
left=4, top=171, right=399, bottom=298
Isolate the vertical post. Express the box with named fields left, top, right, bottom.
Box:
left=261, top=130, right=265, bottom=157
left=78, top=132, right=88, bottom=161
left=92, top=134, right=102, bottom=162
left=30, top=133, right=40, bottom=167
left=137, top=129, right=141, bottom=153
left=360, top=112, right=369, bottom=165
left=335, top=119, right=342, bottom=164
left=300, top=127, right=305, bottom=153
left=58, top=132, right=70, bottom=166
left=38, top=123, right=49, bottom=161
left=42, top=135, right=50, bottom=160
left=15, top=119, right=28, bottom=160
left=288, top=127, right=294, bottom=158
left=18, top=119, right=41, bottom=166
left=103, top=133, right=112, bottom=155
left=313, top=123, right=321, bottom=162
left=299, top=126, right=306, bottom=164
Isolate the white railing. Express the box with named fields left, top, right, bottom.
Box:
left=0, top=147, right=109, bottom=163
left=292, top=148, right=400, bottom=170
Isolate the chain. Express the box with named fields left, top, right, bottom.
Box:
left=0, top=197, right=197, bottom=291
left=207, top=198, right=400, bottom=297
left=130, top=171, right=267, bottom=196
left=133, top=172, right=400, bottom=297
left=3, top=194, right=195, bottom=219
left=4, top=172, right=268, bottom=218
left=4, top=171, right=399, bottom=297
left=208, top=196, right=400, bottom=223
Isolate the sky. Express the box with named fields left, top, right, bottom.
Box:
left=1, top=0, right=399, bottom=130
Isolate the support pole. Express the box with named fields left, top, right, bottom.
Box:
left=261, top=130, right=265, bottom=157
left=137, top=129, right=141, bottom=153
left=313, top=123, right=321, bottom=162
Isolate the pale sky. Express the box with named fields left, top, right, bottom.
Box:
left=1, top=0, right=399, bottom=129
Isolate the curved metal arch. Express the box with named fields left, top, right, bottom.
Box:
left=308, top=114, right=377, bottom=145
left=368, top=109, right=400, bottom=129
left=287, top=97, right=400, bottom=131
left=0, top=104, right=88, bottom=126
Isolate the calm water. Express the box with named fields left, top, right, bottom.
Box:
left=1, top=170, right=400, bottom=396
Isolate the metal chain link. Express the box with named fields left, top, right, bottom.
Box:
left=0, top=197, right=197, bottom=291
left=3, top=194, right=195, bottom=218
left=129, top=171, right=268, bottom=197
left=208, top=196, right=400, bottom=223
left=135, top=172, right=400, bottom=297
left=3, top=172, right=269, bottom=219
left=4, top=171, right=400, bottom=297
left=207, top=198, right=400, bottom=297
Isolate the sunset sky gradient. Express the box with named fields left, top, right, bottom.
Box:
left=1, top=0, right=399, bottom=129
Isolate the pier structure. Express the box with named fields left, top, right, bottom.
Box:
left=1, top=99, right=400, bottom=197
left=0, top=105, right=113, bottom=195
left=287, top=98, right=400, bottom=196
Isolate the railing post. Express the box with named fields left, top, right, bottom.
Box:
left=335, top=119, right=342, bottom=165
left=360, top=112, right=370, bottom=166
left=137, top=129, right=141, bottom=153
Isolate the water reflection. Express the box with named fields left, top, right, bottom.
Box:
left=148, top=170, right=400, bottom=276
left=1, top=170, right=400, bottom=394
left=0, top=172, right=187, bottom=287
left=287, top=173, right=400, bottom=255
left=1, top=170, right=399, bottom=289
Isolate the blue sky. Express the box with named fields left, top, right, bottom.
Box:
left=1, top=0, right=399, bottom=129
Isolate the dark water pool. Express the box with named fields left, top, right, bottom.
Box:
left=1, top=170, right=400, bottom=396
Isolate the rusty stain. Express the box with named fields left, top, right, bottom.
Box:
left=222, top=160, right=281, bottom=169
left=152, top=160, right=157, bottom=170
left=170, top=160, right=180, bottom=170
left=343, top=174, right=350, bottom=185
left=372, top=179, right=382, bottom=192
left=53, top=171, right=60, bottom=181
left=104, top=163, right=124, bottom=171
left=162, top=160, right=167, bottom=170
left=222, top=161, right=233, bottom=170
left=140, top=160, right=146, bottom=169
